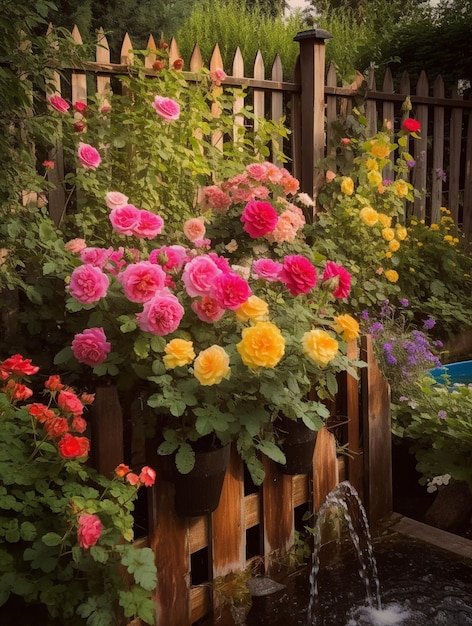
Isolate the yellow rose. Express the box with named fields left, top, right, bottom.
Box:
left=444, top=235, right=453, bottom=242
left=388, top=239, right=400, bottom=252
left=302, top=329, right=339, bottom=367
left=385, top=251, right=392, bottom=258
left=368, top=140, right=391, bottom=159
left=377, top=213, right=392, bottom=228
left=384, top=269, right=399, bottom=283
left=395, top=225, right=407, bottom=241
left=417, top=241, right=423, bottom=247
left=359, top=206, right=378, bottom=226
left=237, top=321, right=285, bottom=369
left=365, top=158, right=378, bottom=171
left=234, top=295, right=269, bottom=322
left=381, top=227, right=395, bottom=242
left=393, top=180, right=409, bottom=197
left=193, top=345, right=230, bottom=385
left=332, top=315, right=359, bottom=342
left=163, top=338, right=196, bottom=369
left=367, top=170, right=382, bottom=186
left=430, top=223, right=439, bottom=231
left=340, top=176, right=354, bottom=196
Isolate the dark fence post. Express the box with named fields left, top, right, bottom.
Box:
left=293, top=29, right=331, bottom=215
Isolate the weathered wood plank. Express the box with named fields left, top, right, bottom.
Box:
left=431, top=75, right=445, bottom=224
left=90, top=386, right=124, bottom=478
left=313, top=426, right=338, bottom=511
left=262, top=458, right=293, bottom=571
left=413, top=71, right=429, bottom=219
left=361, top=335, right=392, bottom=522
left=449, top=85, right=464, bottom=224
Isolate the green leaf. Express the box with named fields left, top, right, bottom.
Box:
left=41, top=532, right=63, bottom=546
left=175, top=443, right=195, bottom=474
left=120, top=546, right=157, bottom=591
left=54, top=346, right=73, bottom=365
left=90, top=545, right=109, bottom=564
left=257, top=440, right=286, bottom=464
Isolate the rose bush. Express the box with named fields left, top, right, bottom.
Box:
left=55, top=158, right=363, bottom=484
left=0, top=355, right=157, bottom=626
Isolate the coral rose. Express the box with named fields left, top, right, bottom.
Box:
left=58, top=433, right=90, bottom=458
left=77, top=513, right=102, bottom=549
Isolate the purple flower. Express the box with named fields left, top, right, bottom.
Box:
left=386, top=353, right=398, bottom=365
left=438, top=410, right=447, bottom=419
left=406, top=160, right=416, bottom=168
left=399, top=396, right=409, bottom=402
left=435, top=168, right=447, bottom=183
left=423, top=317, right=436, bottom=330
left=399, top=299, right=409, bottom=307
left=361, top=309, right=370, bottom=321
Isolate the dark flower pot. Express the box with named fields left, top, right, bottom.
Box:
left=171, top=442, right=231, bottom=517
left=277, top=417, right=317, bottom=475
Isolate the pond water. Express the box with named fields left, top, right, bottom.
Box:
left=245, top=533, right=472, bottom=626
left=430, top=359, right=472, bottom=385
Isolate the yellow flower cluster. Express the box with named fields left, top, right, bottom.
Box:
left=237, top=321, right=285, bottom=370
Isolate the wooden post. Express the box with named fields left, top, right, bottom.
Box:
left=90, top=386, right=124, bottom=478
left=346, top=340, right=363, bottom=496
left=361, top=335, right=392, bottom=522
left=313, top=426, right=338, bottom=512
left=293, top=28, right=331, bottom=214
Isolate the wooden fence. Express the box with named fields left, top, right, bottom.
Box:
left=46, top=26, right=472, bottom=237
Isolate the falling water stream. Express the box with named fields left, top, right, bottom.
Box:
left=242, top=480, right=472, bottom=626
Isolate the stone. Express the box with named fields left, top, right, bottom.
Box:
left=424, top=481, right=472, bottom=531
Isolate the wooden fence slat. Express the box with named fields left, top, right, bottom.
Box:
left=71, top=26, right=87, bottom=106
left=431, top=75, right=445, bottom=224
left=232, top=47, right=245, bottom=144
left=365, top=67, right=378, bottom=136
left=168, top=37, right=181, bottom=65
left=382, top=67, right=395, bottom=181
left=463, top=98, right=472, bottom=238
left=449, top=84, right=464, bottom=224
left=326, top=60, right=337, bottom=153
left=271, top=54, right=284, bottom=165
left=262, top=458, right=294, bottom=572
left=120, top=32, right=134, bottom=65
left=313, top=426, right=338, bottom=511
left=189, top=43, right=204, bottom=72
left=361, top=335, right=392, bottom=523
left=210, top=43, right=224, bottom=151
left=253, top=50, right=265, bottom=136
left=346, top=340, right=363, bottom=496
left=144, top=35, right=157, bottom=68
left=413, top=70, right=429, bottom=219
left=96, top=28, right=111, bottom=104
left=91, top=386, right=124, bottom=477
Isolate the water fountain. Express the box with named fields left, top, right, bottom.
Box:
left=244, top=480, right=472, bottom=626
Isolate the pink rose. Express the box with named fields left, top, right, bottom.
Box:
left=58, top=390, right=84, bottom=416
left=245, top=162, right=268, bottom=181
left=126, top=473, right=140, bottom=486
left=71, top=327, right=111, bottom=366
left=134, top=210, right=164, bottom=239
left=210, top=68, right=227, bottom=86
left=137, top=293, right=184, bottom=335
left=203, top=185, right=232, bottom=212
left=69, top=264, right=110, bottom=304
left=105, top=191, right=129, bottom=209
left=191, top=296, right=225, bottom=322
left=241, top=199, right=278, bottom=238
left=139, top=466, right=156, bottom=487
left=280, top=255, right=317, bottom=296
left=149, top=245, right=188, bottom=272
left=322, top=261, right=352, bottom=299
left=105, top=247, right=126, bottom=275
left=182, top=255, right=222, bottom=298
left=72, top=415, right=87, bottom=433
left=77, top=513, right=102, bottom=549
left=77, top=142, right=101, bottom=169
left=80, top=247, right=112, bottom=268
left=210, top=272, right=251, bottom=310
left=48, top=95, right=70, bottom=113
left=183, top=217, right=206, bottom=242
left=252, top=258, right=283, bottom=282
left=65, top=238, right=87, bottom=254
left=119, top=261, right=167, bottom=302
left=151, top=95, right=180, bottom=121
left=109, top=205, right=141, bottom=236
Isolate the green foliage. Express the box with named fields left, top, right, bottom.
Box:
left=393, top=210, right=472, bottom=338
left=392, top=375, right=472, bottom=489
left=176, top=0, right=304, bottom=79
left=0, top=362, right=157, bottom=625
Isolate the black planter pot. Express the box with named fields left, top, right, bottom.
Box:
left=171, top=442, right=231, bottom=517
left=277, top=417, right=317, bottom=475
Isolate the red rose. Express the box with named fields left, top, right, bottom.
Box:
left=402, top=118, right=421, bottom=133
left=58, top=433, right=90, bottom=458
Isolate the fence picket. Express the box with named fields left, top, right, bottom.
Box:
left=431, top=75, right=445, bottom=224
left=189, top=43, right=204, bottom=72
left=449, top=84, right=464, bottom=224
left=413, top=71, right=429, bottom=219
left=96, top=28, right=111, bottom=103
left=144, top=34, right=157, bottom=68
left=210, top=43, right=224, bottom=151
left=168, top=37, right=181, bottom=65
left=232, top=47, right=245, bottom=144
left=271, top=54, right=284, bottom=165
left=365, top=67, right=378, bottom=136
left=382, top=68, right=395, bottom=181
left=253, top=50, right=265, bottom=136
left=326, top=60, right=337, bottom=153
left=120, top=33, right=134, bottom=65
left=71, top=26, right=87, bottom=106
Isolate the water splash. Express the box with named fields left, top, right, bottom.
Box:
left=307, top=481, right=381, bottom=625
